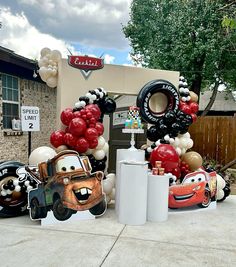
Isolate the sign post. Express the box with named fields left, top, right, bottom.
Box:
left=21, top=106, right=40, bottom=158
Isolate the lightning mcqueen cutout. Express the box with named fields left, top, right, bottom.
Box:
left=169, top=171, right=217, bottom=209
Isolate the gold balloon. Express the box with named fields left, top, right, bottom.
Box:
left=189, top=91, right=198, bottom=103
left=181, top=151, right=203, bottom=171
left=55, top=145, right=68, bottom=153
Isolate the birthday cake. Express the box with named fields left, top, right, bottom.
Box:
left=125, top=106, right=143, bottom=129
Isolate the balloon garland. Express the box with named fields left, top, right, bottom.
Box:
left=138, top=77, right=230, bottom=203
left=38, top=47, right=62, bottom=88
left=139, top=78, right=198, bottom=154
left=50, top=87, right=116, bottom=173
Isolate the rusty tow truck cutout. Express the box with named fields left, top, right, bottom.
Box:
left=27, top=150, right=106, bottom=221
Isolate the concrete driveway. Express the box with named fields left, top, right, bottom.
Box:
left=0, top=196, right=236, bottom=267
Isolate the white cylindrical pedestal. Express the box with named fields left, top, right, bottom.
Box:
left=115, top=149, right=144, bottom=214
left=147, top=174, right=170, bottom=222
left=118, top=161, right=148, bottom=225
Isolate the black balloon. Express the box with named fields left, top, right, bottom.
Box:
left=151, top=143, right=156, bottom=149
left=79, top=96, right=90, bottom=104
left=147, top=126, right=159, bottom=142
left=163, top=110, right=176, bottom=124
left=102, top=98, right=116, bottom=114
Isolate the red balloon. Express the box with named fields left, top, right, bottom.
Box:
left=69, top=118, right=87, bottom=137
left=63, top=133, right=77, bottom=148
left=85, top=104, right=101, bottom=120
left=191, top=113, right=197, bottom=122
left=179, top=101, right=185, bottom=110
left=172, top=167, right=181, bottom=179
left=73, top=111, right=81, bottom=118
left=85, top=128, right=98, bottom=141
left=150, top=144, right=180, bottom=177
left=95, top=122, right=104, bottom=136
left=50, top=130, right=65, bottom=148
left=60, top=108, right=74, bottom=126
left=89, top=138, right=98, bottom=149
left=189, top=102, right=199, bottom=114
left=74, top=137, right=89, bottom=153
left=180, top=104, right=192, bottom=115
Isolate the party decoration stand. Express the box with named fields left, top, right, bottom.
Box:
left=122, top=128, right=144, bottom=151
left=118, top=160, right=148, bottom=225
left=147, top=173, right=171, bottom=222
left=115, top=149, right=145, bottom=215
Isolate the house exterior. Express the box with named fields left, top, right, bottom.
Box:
left=0, top=46, right=57, bottom=163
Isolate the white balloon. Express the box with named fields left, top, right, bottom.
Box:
left=85, top=148, right=94, bottom=155
left=50, top=50, right=62, bottom=62
left=102, top=179, right=113, bottom=194
left=216, top=174, right=226, bottom=190
left=174, top=137, right=180, bottom=147
left=40, top=47, right=51, bottom=57
left=38, top=59, right=47, bottom=68
left=93, top=149, right=105, bottom=160
left=46, top=76, right=57, bottom=88
left=217, top=189, right=225, bottom=200
left=186, top=139, right=194, bottom=149
left=102, top=142, right=109, bottom=153
left=182, top=138, right=189, bottom=148
left=14, top=185, right=21, bottom=192
left=105, top=194, right=112, bottom=204
left=29, top=146, right=56, bottom=165
left=181, top=148, right=186, bottom=155
left=39, top=66, right=50, bottom=81
left=52, top=69, right=57, bottom=76
left=176, top=147, right=182, bottom=155
left=183, top=132, right=190, bottom=139
left=110, top=188, right=116, bottom=200
left=164, top=135, right=170, bottom=141
left=96, top=136, right=106, bottom=150
left=106, top=173, right=116, bottom=187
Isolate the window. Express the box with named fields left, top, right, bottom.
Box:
left=1, top=74, right=20, bottom=129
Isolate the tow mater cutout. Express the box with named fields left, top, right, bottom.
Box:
left=27, top=150, right=106, bottom=221
left=169, top=171, right=217, bottom=209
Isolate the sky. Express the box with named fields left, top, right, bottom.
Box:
left=0, top=0, right=133, bottom=65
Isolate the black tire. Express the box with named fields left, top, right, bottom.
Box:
left=197, top=188, right=211, bottom=208
left=30, top=198, right=41, bottom=220
left=0, top=161, right=25, bottom=209
left=136, top=79, right=179, bottom=124
left=89, top=199, right=107, bottom=216
left=52, top=198, right=73, bottom=221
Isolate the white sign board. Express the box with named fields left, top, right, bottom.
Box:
left=113, top=110, right=128, bottom=126
left=21, top=106, right=40, bottom=131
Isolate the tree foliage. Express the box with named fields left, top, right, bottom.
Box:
left=123, top=0, right=236, bottom=95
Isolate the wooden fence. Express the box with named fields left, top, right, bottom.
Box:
left=189, top=116, right=236, bottom=165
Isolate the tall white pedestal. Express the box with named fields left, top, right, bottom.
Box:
left=115, top=149, right=145, bottom=214
left=118, top=161, right=148, bottom=225
left=147, top=174, right=170, bottom=222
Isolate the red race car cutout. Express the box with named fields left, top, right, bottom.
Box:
left=169, top=171, right=217, bottom=209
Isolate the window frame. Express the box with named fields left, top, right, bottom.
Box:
left=1, top=73, right=20, bottom=129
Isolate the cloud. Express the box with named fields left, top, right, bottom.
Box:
left=104, top=54, right=115, bottom=64
left=0, top=7, right=77, bottom=59
left=1, top=0, right=132, bottom=50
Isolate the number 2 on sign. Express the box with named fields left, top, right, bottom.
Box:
left=29, top=123, right=33, bottom=129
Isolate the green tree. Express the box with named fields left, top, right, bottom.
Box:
left=123, top=0, right=236, bottom=108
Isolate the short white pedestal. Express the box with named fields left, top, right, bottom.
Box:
left=147, top=174, right=170, bottom=222
left=118, top=161, right=148, bottom=225
left=115, top=149, right=145, bottom=214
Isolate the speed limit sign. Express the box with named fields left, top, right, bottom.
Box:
left=21, top=106, right=40, bottom=131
